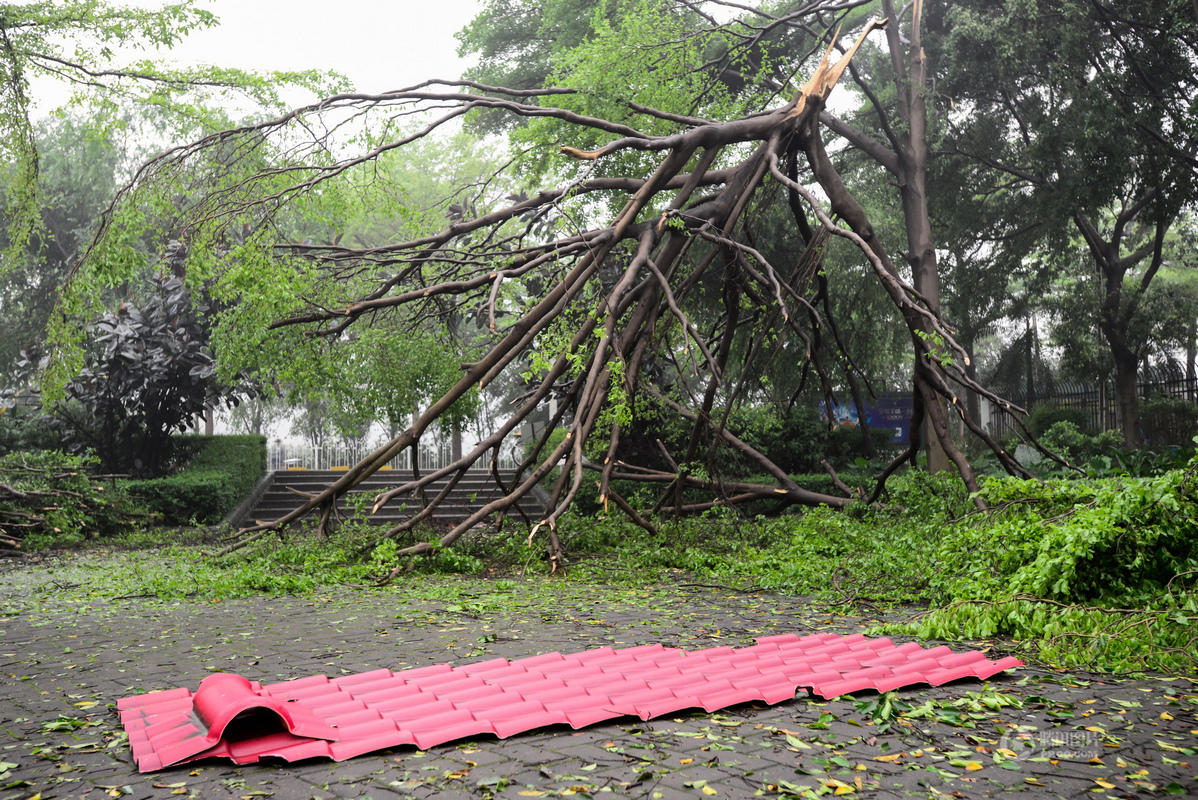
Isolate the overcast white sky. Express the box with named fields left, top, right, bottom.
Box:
left=173, top=0, right=486, bottom=91
left=33, top=0, right=487, bottom=113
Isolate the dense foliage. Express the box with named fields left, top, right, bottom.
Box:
left=0, top=0, right=338, bottom=262
left=0, top=119, right=121, bottom=386
left=55, top=270, right=242, bottom=476
left=0, top=402, right=60, bottom=454
left=124, top=434, right=266, bottom=525
left=0, top=450, right=136, bottom=551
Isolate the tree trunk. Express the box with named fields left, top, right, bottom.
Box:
left=1110, top=341, right=1142, bottom=447
left=886, top=0, right=951, bottom=474
left=1073, top=209, right=1169, bottom=450
left=1187, top=324, right=1195, bottom=401
left=902, top=165, right=952, bottom=473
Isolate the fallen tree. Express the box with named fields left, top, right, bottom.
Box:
left=0, top=450, right=133, bottom=552
left=55, top=7, right=1044, bottom=569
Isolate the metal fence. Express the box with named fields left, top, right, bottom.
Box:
left=985, top=363, right=1196, bottom=440
left=267, top=439, right=519, bottom=473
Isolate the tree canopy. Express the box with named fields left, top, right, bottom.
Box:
left=931, top=0, right=1198, bottom=445
left=0, top=1, right=337, bottom=257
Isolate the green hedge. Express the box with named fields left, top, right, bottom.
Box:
left=125, top=435, right=266, bottom=525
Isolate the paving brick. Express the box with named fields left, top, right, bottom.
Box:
left=3, top=578, right=1191, bottom=799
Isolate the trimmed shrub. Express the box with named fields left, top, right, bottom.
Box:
left=125, top=435, right=266, bottom=525
left=1039, top=420, right=1121, bottom=463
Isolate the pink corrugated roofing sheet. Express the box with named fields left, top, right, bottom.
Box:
left=117, top=633, right=1022, bottom=772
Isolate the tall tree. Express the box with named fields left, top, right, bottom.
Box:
left=934, top=0, right=1198, bottom=446
left=460, top=0, right=997, bottom=473
left=0, top=1, right=335, bottom=257
left=0, top=117, right=120, bottom=385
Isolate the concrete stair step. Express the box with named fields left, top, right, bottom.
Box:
left=241, top=469, right=545, bottom=526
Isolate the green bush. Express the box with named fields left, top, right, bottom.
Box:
left=927, top=460, right=1197, bottom=605
left=1038, top=420, right=1121, bottom=464
left=732, top=404, right=828, bottom=473
left=825, top=424, right=896, bottom=464
left=785, top=473, right=843, bottom=497
left=0, top=450, right=137, bottom=549
left=1140, top=396, right=1198, bottom=448
left=125, top=434, right=266, bottom=525
left=0, top=404, right=62, bottom=454
left=729, top=405, right=892, bottom=473
left=1028, top=403, right=1092, bottom=436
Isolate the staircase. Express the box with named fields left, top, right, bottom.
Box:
left=239, top=469, right=546, bottom=528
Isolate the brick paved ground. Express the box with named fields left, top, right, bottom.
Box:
left=1, top=571, right=1195, bottom=799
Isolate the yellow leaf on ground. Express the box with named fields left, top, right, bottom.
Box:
left=1094, top=779, right=1116, bottom=789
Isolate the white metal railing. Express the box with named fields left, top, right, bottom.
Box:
left=267, top=440, right=519, bottom=473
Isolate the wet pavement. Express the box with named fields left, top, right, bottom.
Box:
left=1, top=574, right=1195, bottom=799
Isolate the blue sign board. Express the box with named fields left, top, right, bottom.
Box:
left=823, top=394, right=914, bottom=443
